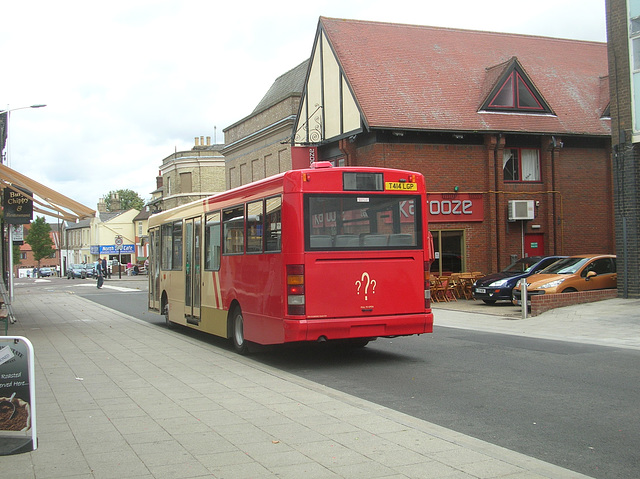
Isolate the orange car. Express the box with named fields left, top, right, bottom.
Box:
left=512, top=254, right=617, bottom=304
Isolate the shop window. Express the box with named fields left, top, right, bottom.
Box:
left=503, top=148, right=540, bottom=182
left=430, top=230, right=464, bottom=273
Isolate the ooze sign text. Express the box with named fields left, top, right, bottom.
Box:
left=427, top=193, right=483, bottom=223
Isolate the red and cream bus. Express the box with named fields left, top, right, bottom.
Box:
left=148, top=162, right=434, bottom=353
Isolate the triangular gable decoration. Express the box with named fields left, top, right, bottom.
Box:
left=482, top=59, right=553, bottom=114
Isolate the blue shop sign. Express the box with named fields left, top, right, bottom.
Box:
left=100, top=244, right=135, bottom=254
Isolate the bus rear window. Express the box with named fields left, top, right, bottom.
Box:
left=305, top=194, right=421, bottom=250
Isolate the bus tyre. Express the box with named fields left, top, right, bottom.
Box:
left=163, top=303, right=173, bottom=329
left=231, top=309, right=249, bottom=355
left=348, top=338, right=370, bottom=348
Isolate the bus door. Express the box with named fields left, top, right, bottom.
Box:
left=184, top=217, right=202, bottom=323
left=148, top=227, right=161, bottom=311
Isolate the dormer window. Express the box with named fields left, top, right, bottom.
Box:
left=481, top=58, right=553, bottom=114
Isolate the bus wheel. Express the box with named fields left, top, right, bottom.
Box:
left=231, top=308, right=249, bottom=355
left=163, top=301, right=173, bottom=329
left=348, top=338, right=370, bottom=348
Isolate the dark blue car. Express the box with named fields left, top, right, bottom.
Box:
left=472, top=256, right=566, bottom=304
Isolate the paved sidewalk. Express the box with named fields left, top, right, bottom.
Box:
left=1, top=289, right=602, bottom=479
left=433, top=297, right=640, bottom=350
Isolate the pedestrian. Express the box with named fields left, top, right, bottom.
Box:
left=96, top=258, right=104, bottom=289
left=102, top=258, right=108, bottom=280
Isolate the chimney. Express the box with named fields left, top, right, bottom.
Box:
left=110, top=192, right=121, bottom=211
left=200, top=136, right=204, bottom=146
left=194, top=136, right=200, bottom=147
left=206, top=136, right=211, bottom=146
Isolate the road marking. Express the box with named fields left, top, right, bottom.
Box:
left=75, top=283, right=141, bottom=293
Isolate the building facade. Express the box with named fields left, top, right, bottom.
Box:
left=223, top=60, right=308, bottom=189
left=292, top=17, right=613, bottom=275
left=157, top=136, right=225, bottom=211
left=606, top=0, right=640, bottom=298
left=63, top=209, right=139, bottom=272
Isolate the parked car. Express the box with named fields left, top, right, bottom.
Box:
left=472, top=256, right=566, bottom=304
left=67, top=264, right=86, bottom=279
left=39, top=267, right=53, bottom=277
left=512, top=254, right=617, bottom=304
left=83, top=263, right=98, bottom=278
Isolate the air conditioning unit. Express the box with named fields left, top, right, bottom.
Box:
left=508, top=200, right=535, bottom=221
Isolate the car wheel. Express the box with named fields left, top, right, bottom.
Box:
left=562, top=288, right=578, bottom=293
left=482, top=299, right=497, bottom=305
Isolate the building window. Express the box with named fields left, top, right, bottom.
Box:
left=180, top=172, right=192, bottom=193
left=503, top=148, right=540, bottom=182
left=481, top=59, right=552, bottom=114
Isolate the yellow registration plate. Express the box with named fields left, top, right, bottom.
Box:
left=385, top=181, right=417, bottom=191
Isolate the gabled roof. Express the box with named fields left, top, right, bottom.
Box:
left=313, top=17, right=609, bottom=137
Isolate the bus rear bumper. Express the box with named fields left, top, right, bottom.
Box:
left=283, top=313, right=434, bottom=343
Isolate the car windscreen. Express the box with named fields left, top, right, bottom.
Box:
left=305, top=194, right=422, bottom=250
left=502, top=258, right=540, bottom=274
left=540, top=257, right=589, bottom=274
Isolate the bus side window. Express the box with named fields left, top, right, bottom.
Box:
left=223, top=206, right=245, bottom=255
left=246, top=200, right=264, bottom=253
left=161, top=223, right=173, bottom=270
left=265, top=196, right=282, bottom=252
left=205, top=211, right=221, bottom=270
left=172, top=221, right=183, bottom=270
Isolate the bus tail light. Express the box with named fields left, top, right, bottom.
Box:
left=424, top=261, right=431, bottom=309
left=287, top=264, right=305, bottom=315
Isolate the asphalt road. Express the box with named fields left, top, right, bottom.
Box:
left=62, top=277, right=640, bottom=479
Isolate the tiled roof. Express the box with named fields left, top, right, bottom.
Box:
left=252, top=59, right=309, bottom=114
left=320, top=17, right=610, bottom=136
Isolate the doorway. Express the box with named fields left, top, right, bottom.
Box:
left=524, top=233, right=544, bottom=257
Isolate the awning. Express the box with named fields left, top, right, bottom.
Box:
left=0, top=163, right=95, bottom=221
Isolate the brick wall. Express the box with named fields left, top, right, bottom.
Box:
left=606, top=0, right=640, bottom=298
left=347, top=135, right=613, bottom=274
left=529, top=289, right=618, bottom=316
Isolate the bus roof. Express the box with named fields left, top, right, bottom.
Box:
left=149, top=164, right=425, bottom=226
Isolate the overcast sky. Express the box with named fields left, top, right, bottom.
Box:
left=1, top=0, right=607, bottom=218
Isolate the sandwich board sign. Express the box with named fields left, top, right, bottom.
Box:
left=0, top=336, right=37, bottom=454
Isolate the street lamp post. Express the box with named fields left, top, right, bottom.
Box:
left=1, top=104, right=47, bottom=300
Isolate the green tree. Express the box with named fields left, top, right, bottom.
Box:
left=12, top=242, right=21, bottom=267
left=25, top=217, right=54, bottom=268
left=103, top=189, right=145, bottom=211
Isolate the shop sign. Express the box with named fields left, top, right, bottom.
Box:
left=291, top=146, right=318, bottom=169
left=0, top=336, right=37, bottom=454
left=3, top=187, right=33, bottom=224
left=427, top=193, right=484, bottom=223
left=99, top=244, right=135, bottom=254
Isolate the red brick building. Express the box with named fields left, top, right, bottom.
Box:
left=293, top=17, right=613, bottom=274
left=16, top=225, right=61, bottom=277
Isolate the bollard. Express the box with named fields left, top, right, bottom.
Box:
left=521, top=278, right=528, bottom=319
